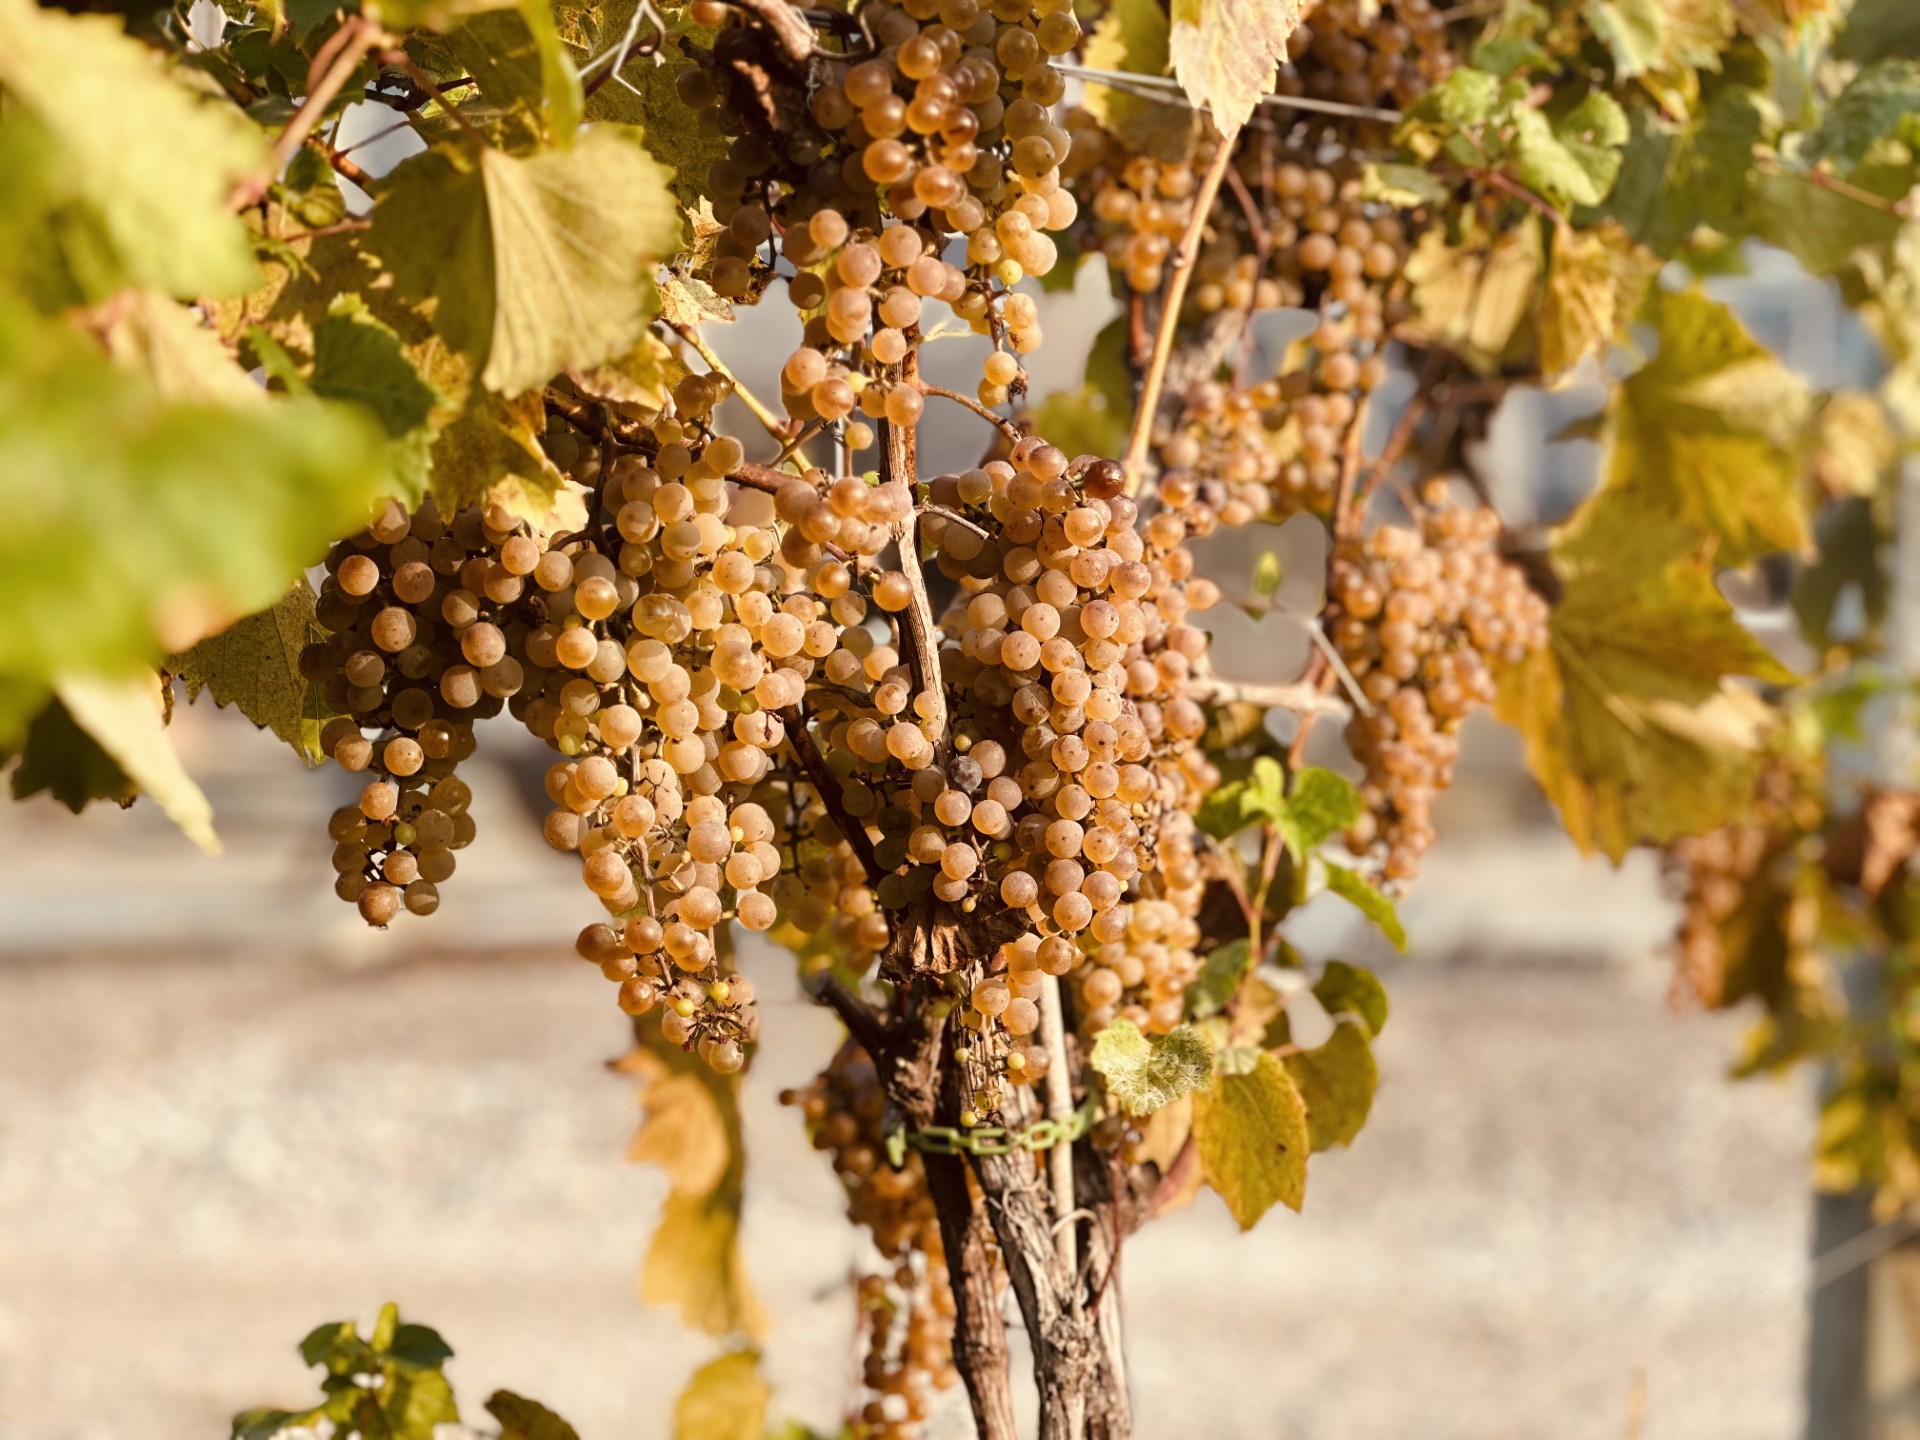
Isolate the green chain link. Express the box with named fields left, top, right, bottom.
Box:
left=885, top=1098, right=1097, bottom=1169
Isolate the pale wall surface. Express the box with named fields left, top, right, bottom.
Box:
left=0, top=704, right=1816, bottom=1440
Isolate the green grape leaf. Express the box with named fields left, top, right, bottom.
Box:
left=0, top=0, right=267, bottom=299
left=1360, top=161, right=1450, bottom=209
left=171, top=578, right=333, bottom=766
left=1193, top=1049, right=1310, bottom=1227
left=1313, top=960, right=1390, bottom=1037
left=1185, top=939, right=1255, bottom=1020
left=372, top=0, right=517, bottom=32
left=1808, top=60, right=1920, bottom=171
left=1320, top=862, right=1407, bottom=952
left=672, top=1349, right=769, bottom=1440
left=1750, top=169, right=1905, bottom=277
left=1602, top=87, right=1763, bottom=254
left=310, top=295, right=442, bottom=440
left=1584, top=0, right=1666, bottom=77
left=1606, top=287, right=1812, bottom=563
left=581, top=2, right=732, bottom=208
left=1836, top=0, right=1920, bottom=60
left=1089, top=1018, right=1214, bottom=1116
left=1283, top=1021, right=1378, bottom=1151
left=371, top=128, right=678, bottom=396
left=518, top=0, right=586, bottom=142
left=0, top=300, right=389, bottom=686
left=1498, top=488, right=1795, bottom=860
left=1472, top=34, right=1553, bottom=75
left=1277, top=766, right=1364, bottom=861
left=1168, top=0, right=1309, bottom=137
left=1083, top=0, right=1196, bottom=162
left=1511, top=105, right=1615, bottom=210
left=54, top=672, right=217, bottom=852
left=8, top=694, right=137, bottom=814
left=1538, top=220, right=1659, bottom=380
left=1792, top=496, right=1885, bottom=651
left=1252, top=550, right=1283, bottom=598
left=487, top=1390, right=583, bottom=1440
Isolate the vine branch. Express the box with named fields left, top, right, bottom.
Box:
left=1122, top=136, right=1236, bottom=491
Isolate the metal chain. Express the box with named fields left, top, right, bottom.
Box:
left=885, top=1098, right=1097, bottom=1169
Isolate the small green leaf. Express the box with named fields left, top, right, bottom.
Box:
left=1283, top=1021, right=1379, bottom=1151
left=1251, top=550, right=1283, bottom=598
left=487, top=1389, right=582, bottom=1440
left=1360, top=161, right=1449, bottom=209
left=1186, top=939, right=1254, bottom=1020
left=1313, top=961, right=1390, bottom=1037
left=1279, top=767, right=1364, bottom=861
left=310, top=295, right=441, bottom=439
left=1089, top=1018, right=1215, bottom=1116
left=1193, top=1049, right=1310, bottom=1227
left=8, top=694, right=136, bottom=814
left=1808, top=60, right=1920, bottom=172
left=1320, top=862, right=1407, bottom=952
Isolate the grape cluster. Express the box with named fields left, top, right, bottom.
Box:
left=306, top=498, right=505, bottom=926
left=674, top=0, right=1080, bottom=426
left=783, top=1043, right=964, bottom=1439
left=1667, top=825, right=1774, bottom=1009
left=1331, top=482, right=1549, bottom=882
left=1279, top=0, right=1453, bottom=118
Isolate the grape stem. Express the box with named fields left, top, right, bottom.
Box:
left=1122, top=135, right=1237, bottom=493
left=918, top=382, right=1023, bottom=444
left=666, top=320, right=791, bottom=442
left=777, top=704, right=885, bottom=884
left=235, top=16, right=385, bottom=206
left=1186, top=676, right=1347, bottom=716
left=884, top=341, right=950, bottom=757
left=728, top=0, right=819, bottom=62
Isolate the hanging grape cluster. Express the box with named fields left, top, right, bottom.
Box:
left=1331, top=482, right=1549, bottom=882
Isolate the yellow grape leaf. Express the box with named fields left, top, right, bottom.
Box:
left=658, top=273, right=734, bottom=329
left=1168, top=0, right=1308, bottom=137
left=618, top=1029, right=767, bottom=1339
left=1498, top=488, right=1795, bottom=861
left=1402, top=215, right=1543, bottom=375
left=371, top=129, right=679, bottom=397
left=428, top=388, right=567, bottom=519
left=1606, top=286, right=1813, bottom=564
left=171, top=579, right=332, bottom=766
left=104, top=293, right=266, bottom=406
left=1809, top=392, right=1896, bottom=499
left=1537, top=221, right=1658, bottom=383
left=1083, top=0, right=1197, bottom=162
left=672, top=1349, right=768, bottom=1440
left=572, top=331, right=689, bottom=415
left=1192, top=1049, right=1309, bottom=1229
left=55, top=671, right=219, bottom=855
